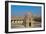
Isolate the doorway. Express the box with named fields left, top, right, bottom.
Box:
left=29, top=22, right=31, bottom=27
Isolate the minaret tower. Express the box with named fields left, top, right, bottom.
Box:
left=23, top=12, right=33, bottom=28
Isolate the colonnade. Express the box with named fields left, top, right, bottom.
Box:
left=11, top=20, right=23, bottom=24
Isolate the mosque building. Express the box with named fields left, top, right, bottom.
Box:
left=11, top=12, right=41, bottom=28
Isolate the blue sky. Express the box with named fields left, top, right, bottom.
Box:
left=11, top=5, right=41, bottom=16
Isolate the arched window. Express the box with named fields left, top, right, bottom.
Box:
left=11, top=20, right=14, bottom=23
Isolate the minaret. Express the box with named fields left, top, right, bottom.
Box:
left=23, top=12, right=32, bottom=28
